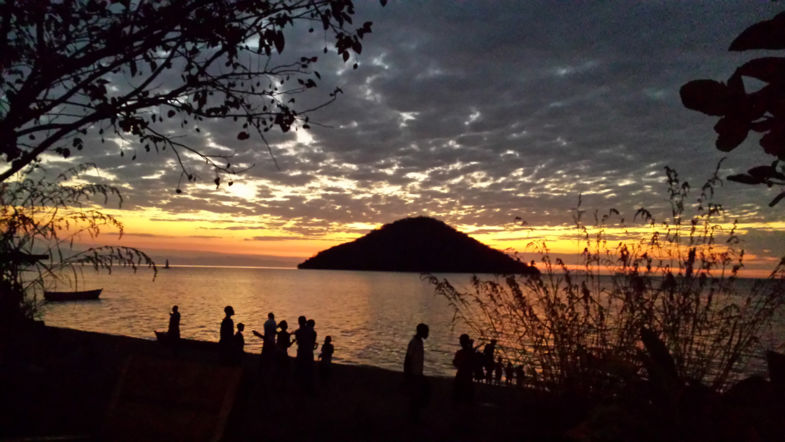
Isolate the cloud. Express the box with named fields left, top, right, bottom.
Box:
left=245, top=236, right=316, bottom=241
left=34, top=1, right=785, bottom=261
left=123, top=232, right=222, bottom=240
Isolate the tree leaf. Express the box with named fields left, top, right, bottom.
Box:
left=738, top=57, right=785, bottom=83
left=727, top=174, right=762, bottom=185
left=747, top=165, right=778, bottom=180
left=714, top=117, right=748, bottom=151
left=680, top=80, right=728, bottom=116
left=273, top=31, right=285, bottom=54
left=760, top=129, right=785, bottom=159
left=730, top=11, right=785, bottom=51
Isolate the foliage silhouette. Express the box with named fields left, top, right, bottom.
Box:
left=426, top=168, right=785, bottom=395
left=680, top=11, right=785, bottom=206
left=0, top=164, right=155, bottom=330
left=0, top=0, right=385, bottom=189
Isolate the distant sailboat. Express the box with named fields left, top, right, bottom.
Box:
left=164, top=259, right=170, bottom=269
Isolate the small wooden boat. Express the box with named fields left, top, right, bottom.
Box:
left=44, top=288, right=102, bottom=301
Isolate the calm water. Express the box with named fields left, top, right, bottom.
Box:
left=40, top=267, right=473, bottom=376
left=39, top=267, right=783, bottom=378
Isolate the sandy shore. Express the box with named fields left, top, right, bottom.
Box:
left=0, top=324, right=577, bottom=441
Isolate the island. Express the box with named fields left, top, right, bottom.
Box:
left=298, top=216, right=538, bottom=274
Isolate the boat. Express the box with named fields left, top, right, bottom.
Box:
left=43, top=288, right=102, bottom=301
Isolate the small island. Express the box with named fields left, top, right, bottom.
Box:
left=298, top=216, right=538, bottom=274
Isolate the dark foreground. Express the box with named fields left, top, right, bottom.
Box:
left=0, top=325, right=577, bottom=441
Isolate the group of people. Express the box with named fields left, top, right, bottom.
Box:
left=403, top=324, right=527, bottom=421
left=472, top=339, right=526, bottom=387
left=164, top=305, right=334, bottom=391
left=220, top=306, right=334, bottom=390
left=165, top=307, right=523, bottom=413
left=453, top=335, right=526, bottom=399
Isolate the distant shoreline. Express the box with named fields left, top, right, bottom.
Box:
left=85, top=264, right=775, bottom=280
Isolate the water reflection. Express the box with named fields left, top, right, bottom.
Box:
left=41, top=267, right=469, bottom=376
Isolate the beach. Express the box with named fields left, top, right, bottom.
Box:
left=1, top=324, right=570, bottom=441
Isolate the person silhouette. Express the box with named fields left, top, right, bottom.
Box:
left=505, top=361, right=514, bottom=385
left=318, top=336, right=334, bottom=385
left=304, top=319, right=317, bottom=391
left=219, top=306, right=235, bottom=363
left=482, top=339, right=496, bottom=383
left=293, top=315, right=315, bottom=392
left=473, top=340, right=484, bottom=383
left=264, top=312, right=277, bottom=344
left=515, top=365, right=525, bottom=388
left=276, top=320, right=292, bottom=385
left=307, top=319, right=317, bottom=350
left=253, top=312, right=277, bottom=374
left=494, top=357, right=503, bottom=385
left=234, top=323, right=245, bottom=364
left=168, top=305, right=181, bottom=341
left=453, top=334, right=475, bottom=403
left=403, top=323, right=429, bottom=422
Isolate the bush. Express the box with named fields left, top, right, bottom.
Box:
left=427, top=167, right=785, bottom=394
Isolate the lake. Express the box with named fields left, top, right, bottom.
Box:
left=39, top=266, right=783, bottom=379
left=40, top=266, right=473, bottom=376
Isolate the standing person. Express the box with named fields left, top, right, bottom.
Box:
left=453, top=334, right=475, bottom=403
left=318, top=336, right=334, bottom=385
left=253, top=312, right=278, bottom=375
left=293, top=315, right=313, bottom=392
left=494, top=357, right=503, bottom=385
left=264, top=313, right=277, bottom=346
left=306, top=319, right=318, bottom=351
left=515, top=365, right=525, bottom=388
left=219, top=306, right=235, bottom=363
left=505, top=361, right=515, bottom=385
left=303, top=319, right=317, bottom=392
left=234, top=323, right=245, bottom=364
left=167, top=305, right=181, bottom=341
left=276, top=320, right=292, bottom=385
left=473, top=344, right=485, bottom=384
left=482, top=339, right=496, bottom=383
left=403, top=323, right=429, bottom=422
left=293, top=316, right=307, bottom=361
left=167, top=305, right=181, bottom=355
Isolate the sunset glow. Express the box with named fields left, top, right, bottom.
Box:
left=12, top=1, right=785, bottom=277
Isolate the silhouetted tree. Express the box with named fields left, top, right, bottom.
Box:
left=0, top=0, right=385, bottom=189
left=681, top=11, right=785, bottom=206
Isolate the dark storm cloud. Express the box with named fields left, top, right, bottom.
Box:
left=43, top=1, right=783, bottom=247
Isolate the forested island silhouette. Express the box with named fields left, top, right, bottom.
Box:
left=298, top=217, right=538, bottom=274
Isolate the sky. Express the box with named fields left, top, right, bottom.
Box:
left=31, top=0, right=785, bottom=275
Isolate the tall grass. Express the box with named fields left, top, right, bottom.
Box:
left=426, top=167, right=785, bottom=393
